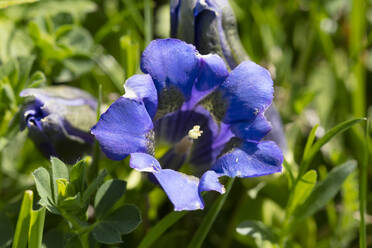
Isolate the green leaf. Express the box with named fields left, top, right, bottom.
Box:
left=303, top=124, right=319, bottom=161
left=287, top=170, right=317, bottom=215
left=27, top=71, right=46, bottom=88
left=51, top=157, right=69, bottom=203
left=138, top=211, right=186, bottom=248
left=295, top=161, right=357, bottom=220
left=28, top=207, right=46, bottom=248
left=82, top=169, right=107, bottom=205
left=0, top=0, right=38, bottom=9
left=92, top=222, right=122, bottom=245
left=59, top=193, right=82, bottom=212
left=12, top=190, right=33, bottom=248
left=187, top=178, right=235, bottom=248
left=69, top=159, right=87, bottom=195
left=32, top=167, right=53, bottom=204
left=94, top=179, right=126, bottom=219
left=300, top=118, right=365, bottom=177
left=104, top=204, right=141, bottom=234
left=236, top=220, right=278, bottom=243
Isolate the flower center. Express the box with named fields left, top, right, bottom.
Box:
left=174, top=125, right=203, bottom=155
left=188, top=125, right=203, bottom=140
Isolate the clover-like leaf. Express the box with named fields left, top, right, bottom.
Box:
left=103, top=204, right=142, bottom=235
left=94, top=179, right=127, bottom=219
left=32, top=167, right=53, bottom=204
left=92, top=222, right=122, bottom=245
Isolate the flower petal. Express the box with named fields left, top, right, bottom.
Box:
left=129, top=152, right=162, bottom=172
left=219, top=61, right=274, bottom=124
left=124, top=74, right=158, bottom=119
left=212, top=141, right=283, bottom=178
left=184, top=54, right=229, bottom=109
left=199, top=170, right=225, bottom=194
left=91, top=97, right=153, bottom=160
left=140, top=39, right=200, bottom=101
left=153, top=169, right=204, bottom=211
left=230, top=114, right=272, bottom=142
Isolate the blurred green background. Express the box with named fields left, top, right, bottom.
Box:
left=0, top=0, right=371, bottom=247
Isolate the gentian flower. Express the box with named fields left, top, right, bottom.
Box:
left=20, top=86, right=97, bottom=164
left=171, top=0, right=287, bottom=151
left=92, top=39, right=283, bottom=211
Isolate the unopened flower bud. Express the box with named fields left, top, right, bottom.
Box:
left=20, top=86, right=97, bottom=164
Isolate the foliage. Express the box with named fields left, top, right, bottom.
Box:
left=0, top=0, right=370, bottom=247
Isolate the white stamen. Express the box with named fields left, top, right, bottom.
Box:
left=188, top=125, right=203, bottom=140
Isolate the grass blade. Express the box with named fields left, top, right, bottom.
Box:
left=28, top=207, right=46, bottom=248
left=138, top=211, right=187, bottom=248
left=12, top=190, right=33, bottom=248
left=187, top=178, right=235, bottom=248
left=300, top=118, right=365, bottom=177
left=359, top=119, right=369, bottom=248
left=295, top=161, right=357, bottom=221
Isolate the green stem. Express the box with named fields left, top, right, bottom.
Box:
left=144, top=0, right=153, bottom=46
left=187, top=178, right=235, bottom=248
left=359, top=119, right=369, bottom=248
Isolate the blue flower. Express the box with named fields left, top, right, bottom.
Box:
left=171, top=0, right=287, bottom=151
left=92, top=39, right=283, bottom=211
left=20, top=86, right=97, bottom=164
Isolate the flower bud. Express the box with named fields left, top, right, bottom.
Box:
left=171, top=0, right=287, bottom=151
left=171, top=0, right=249, bottom=69
left=20, top=86, right=97, bottom=164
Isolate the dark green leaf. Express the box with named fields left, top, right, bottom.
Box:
left=82, top=169, right=107, bottom=204
left=104, top=204, right=141, bottom=234
left=92, top=222, right=122, bottom=245
left=69, top=160, right=86, bottom=195
left=94, top=179, right=126, bottom=219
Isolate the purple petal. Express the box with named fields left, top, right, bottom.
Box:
left=124, top=74, right=158, bottom=119
left=184, top=54, right=229, bottom=109
left=140, top=39, right=200, bottom=100
left=91, top=97, right=153, bottom=161
left=218, top=61, right=274, bottom=124
left=129, top=152, right=162, bottom=172
left=230, top=114, right=272, bottom=142
left=153, top=169, right=205, bottom=211
left=199, top=170, right=225, bottom=194
left=212, top=141, right=283, bottom=178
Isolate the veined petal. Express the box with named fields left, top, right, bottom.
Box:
left=219, top=61, right=274, bottom=124
left=212, top=141, right=282, bottom=178
left=129, top=152, right=162, bottom=172
left=199, top=170, right=225, bottom=194
left=153, top=169, right=204, bottom=211
left=140, top=39, right=200, bottom=102
left=230, top=114, right=272, bottom=142
left=91, top=97, right=153, bottom=161
left=184, top=54, right=229, bottom=109
left=124, top=74, right=158, bottom=119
